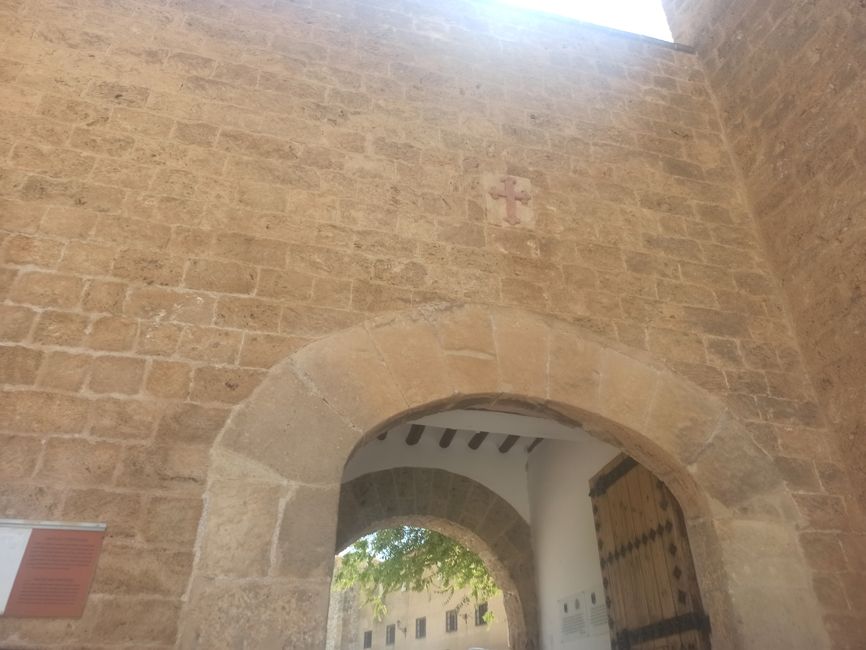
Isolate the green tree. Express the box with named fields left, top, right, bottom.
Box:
left=334, top=526, right=499, bottom=621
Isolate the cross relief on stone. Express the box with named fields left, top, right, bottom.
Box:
left=483, top=173, right=535, bottom=229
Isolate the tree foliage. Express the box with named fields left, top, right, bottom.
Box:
left=334, top=526, right=499, bottom=621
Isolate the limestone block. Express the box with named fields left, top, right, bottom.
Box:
left=141, top=496, right=203, bottom=548
left=689, top=413, right=782, bottom=507
left=38, top=438, right=123, bottom=486
left=0, top=484, right=62, bottom=519
left=92, top=545, right=192, bottom=597
left=598, top=349, right=660, bottom=432
left=62, top=489, right=142, bottom=540
left=444, top=352, right=501, bottom=397
left=294, top=325, right=407, bottom=432
left=275, top=484, right=339, bottom=579
left=198, top=480, right=283, bottom=578
left=730, top=584, right=828, bottom=650
left=428, top=303, right=496, bottom=355
left=0, top=434, right=42, bottom=480
left=368, top=313, right=456, bottom=409
left=156, top=403, right=230, bottom=445
left=715, top=518, right=811, bottom=589
left=116, top=443, right=209, bottom=494
left=547, top=324, right=603, bottom=413
left=0, top=389, right=89, bottom=433
left=492, top=309, right=549, bottom=397
left=221, top=365, right=357, bottom=483
left=644, top=374, right=724, bottom=465
left=35, top=352, right=93, bottom=391
left=190, top=366, right=264, bottom=404
left=179, top=578, right=329, bottom=650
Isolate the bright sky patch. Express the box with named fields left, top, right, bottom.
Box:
left=498, top=0, right=674, bottom=42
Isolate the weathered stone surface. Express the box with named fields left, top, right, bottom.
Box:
left=179, top=578, right=329, bottom=650
left=62, top=489, right=142, bottom=540
left=492, top=309, right=549, bottom=397
left=141, top=496, right=204, bottom=548
left=275, top=485, right=339, bottom=579
left=93, top=546, right=193, bottom=597
left=294, top=326, right=407, bottom=431
left=645, top=375, right=724, bottom=465
left=547, top=325, right=604, bottom=412
left=598, top=350, right=660, bottom=433
left=222, top=366, right=358, bottom=483
left=369, top=313, right=456, bottom=409
left=689, top=414, right=782, bottom=507
left=198, top=481, right=283, bottom=578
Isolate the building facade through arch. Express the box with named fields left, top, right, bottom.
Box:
left=336, top=467, right=537, bottom=650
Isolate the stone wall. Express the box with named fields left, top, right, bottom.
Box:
left=662, top=1, right=866, bottom=646
left=0, top=0, right=858, bottom=647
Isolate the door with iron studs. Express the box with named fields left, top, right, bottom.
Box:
left=589, top=454, right=711, bottom=650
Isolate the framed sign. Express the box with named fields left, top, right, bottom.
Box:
left=0, top=520, right=106, bottom=618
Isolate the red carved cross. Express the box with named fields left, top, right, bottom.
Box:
left=489, top=176, right=531, bottom=225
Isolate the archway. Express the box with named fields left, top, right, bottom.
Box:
left=335, top=468, right=537, bottom=649
left=177, top=303, right=829, bottom=650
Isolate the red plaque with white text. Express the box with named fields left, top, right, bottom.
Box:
left=0, top=522, right=105, bottom=618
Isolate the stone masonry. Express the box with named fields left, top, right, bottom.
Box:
left=662, top=1, right=866, bottom=646
left=0, top=0, right=862, bottom=647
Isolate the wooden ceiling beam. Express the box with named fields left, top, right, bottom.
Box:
left=468, top=431, right=488, bottom=450
left=439, top=428, right=457, bottom=448
left=377, top=431, right=388, bottom=441
left=527, top=437, right=543, bottom=453
left=406, top=424, right=425, bottom=446
left=498, top=435, right=520, bottom=453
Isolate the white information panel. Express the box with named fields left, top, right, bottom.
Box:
left=558, top=585, right=609, bottom=644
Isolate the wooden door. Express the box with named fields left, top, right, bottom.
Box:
left=589, top=454, right=711, bottom=650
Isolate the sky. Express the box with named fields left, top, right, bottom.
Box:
left=498, top=0, right=674, bottom=41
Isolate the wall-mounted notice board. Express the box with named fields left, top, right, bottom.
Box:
left=0, top=520, right=106, bottom=618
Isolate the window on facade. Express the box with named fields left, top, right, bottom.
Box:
left=415, top=616, right=426, bottom=639
left=385, top=624, right=396, bottom=646
left=475, top=601, right=489, bottom=626
left=363, top=630, right=372, bottom=648
left=445, top=609, right=458, bottom=633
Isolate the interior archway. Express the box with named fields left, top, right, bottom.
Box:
left=178, top=303, right=829, bottom=650
left=335, top=468, right=535, bottom=649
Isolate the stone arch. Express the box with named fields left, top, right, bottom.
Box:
left=178, top=303, right=829, bottom=650
left=336, top=468, right=537, bottom=649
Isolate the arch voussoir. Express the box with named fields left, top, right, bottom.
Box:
left=218, top=364, right=358, bottom=484
left=366, top=312, right=457, bottom=410
left=293, top=325, right=408, bottom=433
